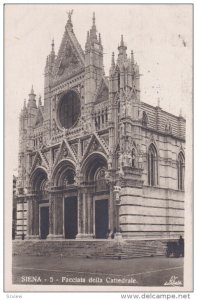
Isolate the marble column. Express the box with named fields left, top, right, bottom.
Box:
left=47, top=191, right=64, bottom=239
left=87, top=192, right=93, bottom=235
left=76, top=188, right=93, bottom=239
left=113, top=186, right=122, bottom=239
left=76, top=189, right=83, bottom=238
left=26, top=195, right=39, bottom=239
left=109, top=183, right=115, bottom=232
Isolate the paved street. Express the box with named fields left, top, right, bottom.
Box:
left=12, top=255, right=184, bottom=287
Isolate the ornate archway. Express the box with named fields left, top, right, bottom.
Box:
left=28, top=167, right=49, bottom=239
left=80, top=152, right=110, bottom=239
left=52, top=159, right=76, bottom=187
left=51, top=159, right=78, bottom=239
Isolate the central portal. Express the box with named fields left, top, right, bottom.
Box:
left=95, top=199, right=109, bottom=239
left=64, top=197, right=78, bottom=239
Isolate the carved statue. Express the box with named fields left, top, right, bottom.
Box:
left=63, top=148, right=68, bottom=158
left=66, top=9, right=73, bottom=22
left=118, top=152, right=124, bottom=175
left=108, top=155, right=112, bottom=170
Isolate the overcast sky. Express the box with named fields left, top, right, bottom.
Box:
left=5, top=4, right=192, bottom=173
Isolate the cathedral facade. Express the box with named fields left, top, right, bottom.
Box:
left=16, top=12, right=185, bottom=241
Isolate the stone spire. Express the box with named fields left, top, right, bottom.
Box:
left=90, top=12, right=97, bottom=42
left=85, top=31, right=90, bottom=50
left=84, top=12, right=104, bottom=104
left=31, top=85, right=34, bottom=95
left=99, top=33, right=101, bottom=44
left=118, top=35, right=127, bottom=61
left=51, top=38, right=55, bottom=54
left=27, top=85, right=37, bottom=109
left=49, top=38, right=55, bottom=64
left=109, top=52, right=116, bottom=77
left=111, top=52, right=115, bottom=68
left=131, top=50, right=134, bottom=65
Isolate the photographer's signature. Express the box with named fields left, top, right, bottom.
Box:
left=164, top=275, right=182, bottom=286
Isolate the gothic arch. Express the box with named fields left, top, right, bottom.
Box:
left=177, top=151, right=185, bottom=191
left=147, top=143, right=158, bottom=186
left=81, top=152, right=108, bottom=183
left=30, top=167, right=48, bottom=192
left=147, top=137, right=159, bottom=156
left=51, top=159, right=76, bottom=187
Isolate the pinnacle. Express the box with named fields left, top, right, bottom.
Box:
left=51, top=38, right=55, bottom=53
left=90, top=12, right=97, bottom=40
left=131, top=50, right=134, bottom=64
left=121, top=35, right=124, bottom=47
left=30, top=85, right=34, bottom=95
left=99, top=33, right=101, bottom=44
left=93, top=12, right=96, bottom=26
left=65, top=9, right=73, bottom=30
left=111, top=52, right=115, bottom=67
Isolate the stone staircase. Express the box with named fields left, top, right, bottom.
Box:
left=13, top=239, right=167, bottom=259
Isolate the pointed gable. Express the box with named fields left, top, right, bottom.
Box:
left=30, top=151, right=48, bottom=174
left=53, top=23, right=85, bottom=81
left=53, top=139, right=77, bottom=169
left=82, top=133, right=109, bottom=164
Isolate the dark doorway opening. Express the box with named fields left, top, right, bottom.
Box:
left=64, top=197, right=78, bottom=239
left=40, top=206, right=49, bottom=239
left=95, top=199, right=108, bottom=239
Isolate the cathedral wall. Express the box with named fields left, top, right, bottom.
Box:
left=141, top=128, right=185, bottom=190
left=15, top=198, right=27, bottom=239
left=119, top=186, right=184, bottom=239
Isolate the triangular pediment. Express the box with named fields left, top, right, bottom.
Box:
left=95, top=78, right=109, bottom=103
left=82, top=133, right=109, bottom=163
left=30, top=151, right=48, bottom=174
left=53, top=139, right=77, bottom=168
left=53, top=27, right=85, bottom=80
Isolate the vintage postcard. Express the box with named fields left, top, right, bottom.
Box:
left=4, top=4, right=193, bottom=293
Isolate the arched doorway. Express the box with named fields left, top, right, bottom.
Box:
left=82, top=152, right=109, bottom=239
left=52, top=160, right=77, bottom=239
left=30, top=167, right=49, bottom=239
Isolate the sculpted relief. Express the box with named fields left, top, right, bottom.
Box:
left=58, top=42, right=79, bottom=76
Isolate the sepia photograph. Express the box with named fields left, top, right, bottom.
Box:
left=4, top=4, right=193, bottom=292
